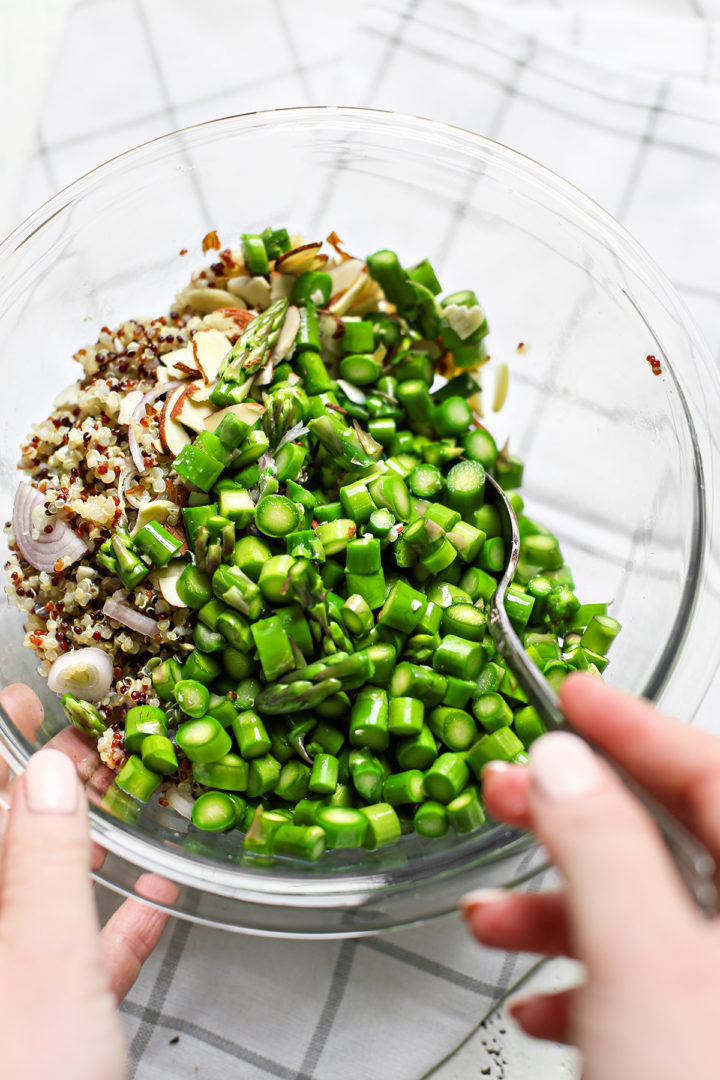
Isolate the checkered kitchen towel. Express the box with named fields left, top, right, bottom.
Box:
left=16, top=0, right=720, bottom=1076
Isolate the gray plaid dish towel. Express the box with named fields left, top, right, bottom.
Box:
left=18, top=0, right=720, bottom=1076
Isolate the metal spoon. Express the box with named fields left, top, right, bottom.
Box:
left=484, top=472, right=718, bottom=918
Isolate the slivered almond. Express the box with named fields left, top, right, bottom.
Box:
left=492, top=363, right=509, bottom=413
left=192, top=328, right=232, bottom=383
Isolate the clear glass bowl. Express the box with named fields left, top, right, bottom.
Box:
left=1, top=107, right=719, bottom=937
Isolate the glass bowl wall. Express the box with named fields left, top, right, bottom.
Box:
left=1, top=108, right=719, bottom=936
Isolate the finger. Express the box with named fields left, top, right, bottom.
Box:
left=509, top=989, right=575, bottom=1043
left=561, top=673, right=720, bottom=853
left=3, top=725, right=113, bottom=871
left=0, top=749, right=105, bottom=984
left=100, top=874, right=180, bottom=1002
left=481, top=761, right=531, bottom=829
left=47, top=728, right=114, bottom=872
left=0, top=685, right=45, bottom=789
left=0, top=709, right=111, bottom=811
left=461, top=889, right=573, bottom=956
left=47, top=725, right=115, bottom=791
left=527, top=731, right=694, bottom=968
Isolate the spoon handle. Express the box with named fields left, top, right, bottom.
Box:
left=489, top=610, right=718, bottom=918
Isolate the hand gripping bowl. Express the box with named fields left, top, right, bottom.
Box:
left=1, top=108, right=720, bottom=938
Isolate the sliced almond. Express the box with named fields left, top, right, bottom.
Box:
left=170, top=382, right=199, bottom=420
left=131, top=499, right=178, bottom=534
left=171, top=384, right=215, bottom=433
left=175, top=360, right=203, bottom=377
left=202, top=307, right=254, bottom=340
left=372, top=343, right=388, bottom=366
left=319, top=313, right=344, bottom=339
left=227, top=275, right=272, bottom=309
left=327, top=258, right=364, bottom=296
left=443, top=303, right=485, bottom=341
left=160, top=387, right=192, bottom=457
left=161, top=344, right=200, bottom=378
left=326, top=231, right=355, bottom=261
left=118, top=389, right=145, bottom=426
left=53, top=383, right=80, bottom=409
left=343, top=274, right=383, bottom=317
left=192, top=328, right=232, bottom=383
left=164, top=523, right=189, bottom=556
left=203, top=401, right=265, bottom=433
left=276, top=242, right=328, bottom=276
left=270, top=272, right=295, bottom=301
left=273, top=305, right=301, bottom=361
left=153, top=560, right=189, bottom=608
left=183, top=287, right=241, bottom=313
left=186, top=378, right=214, bottom=403
left=329, top=269, right=369, bottom=316
left=254, top=359, right=274, bottom=387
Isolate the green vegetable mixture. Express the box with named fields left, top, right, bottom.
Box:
left=12, top=228, right=621, bottom=863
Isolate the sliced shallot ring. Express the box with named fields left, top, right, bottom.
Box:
left=47, top=648, right=114, bottom=701
left=103, top=598, right=159, bottom=639
left=12, top=482, right=88, bottom=572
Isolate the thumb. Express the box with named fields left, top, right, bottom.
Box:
left=527, top=731, right=693, bottom=968
left=0, top=749, right=103, bottom=976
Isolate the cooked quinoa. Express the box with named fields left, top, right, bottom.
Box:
left=4, top=234, right=383, bottom=778
left=4, top=243, right=282, bottom=761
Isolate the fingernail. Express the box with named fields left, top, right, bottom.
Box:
left=482, top=760, right=512, bottom=777
left=530, top=731, right=604, bottom=801
left=25, top=749, right=79, bottom=814
left=460, top=887, right=508, bottom=914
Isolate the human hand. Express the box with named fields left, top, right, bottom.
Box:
left=0, top=684, right=178, bottom=1080
left=462, top=672, right=720, bottom=1080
